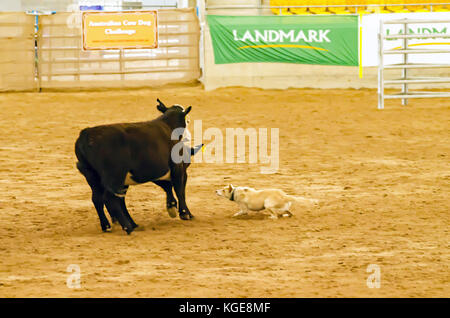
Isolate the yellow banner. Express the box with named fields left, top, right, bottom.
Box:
left=82, top=11, right=158, bottom=50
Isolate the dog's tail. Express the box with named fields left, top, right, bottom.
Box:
left=286, top=195, right=319, bottom=205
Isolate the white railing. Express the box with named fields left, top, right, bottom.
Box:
left=378, top=18, right=450, bottom=109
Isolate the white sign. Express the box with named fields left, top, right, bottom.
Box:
left=362, top=12, right=450, bottom=66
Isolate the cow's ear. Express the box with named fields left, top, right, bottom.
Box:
left=184, top=106, right=192, bottom=115
left=157, top=98, right=168, bottom=113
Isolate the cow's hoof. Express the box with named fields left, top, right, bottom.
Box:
left=179, top=212, right=194, bottom=220
left=124, top=227, right=134, bottom=235
left=179, top=213, right=192, bottom=220
left=167, top=207, right=177, bottom=218
left=102, top=224, right=112, bottom=232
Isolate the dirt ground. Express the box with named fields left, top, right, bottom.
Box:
left=0, top=85, right=448, bottom=298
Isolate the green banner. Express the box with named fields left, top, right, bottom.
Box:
left=207, top=15, right=359, bottom=66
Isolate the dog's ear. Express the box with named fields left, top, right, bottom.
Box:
left=228, top=184, right=233, bottom=192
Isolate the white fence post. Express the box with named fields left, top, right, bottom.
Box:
left=378, top=20, right=384, bottom=110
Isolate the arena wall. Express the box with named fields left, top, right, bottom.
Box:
left=201, top=8, right=450, bottom=91
left=0, top=6, right=448, bottom=92
left=0, top=12, right=36, bottom=92
left=202, top=23, right=378, bottom=91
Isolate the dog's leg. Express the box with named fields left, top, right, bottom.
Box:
left=281, top=202, right=293, bottom=218
left=266, top=208, right=279, bottom=220
left=233, top=210, right=248, bottom=217
left=233, top=204, right=248, bottom=217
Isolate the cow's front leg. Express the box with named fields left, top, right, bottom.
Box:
left=103, top=191, right=134, bottom=234
left=170, top=165, right=193, bottom=220
left=153, top=180, right=177, bottom=218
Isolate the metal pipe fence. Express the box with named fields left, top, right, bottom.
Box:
left=0, top=8, right=200, bottom=91
left=378, top=18, right=450, bottom=109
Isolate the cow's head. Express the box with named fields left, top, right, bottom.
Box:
left=157, top=98, right=191, bottom=128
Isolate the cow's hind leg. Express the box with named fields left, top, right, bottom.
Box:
left=103, top=191, right=134, bottom=235
left=77, top=162, right=112, bottom=232
left=153, top=180, right=177, bottom=218
left=119, top=193, right=138, bottom=229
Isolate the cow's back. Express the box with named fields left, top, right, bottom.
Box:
left=76, top=120, right=174, bottom=184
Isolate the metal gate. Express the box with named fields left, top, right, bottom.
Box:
left=378, top=18, right=450, bottom=109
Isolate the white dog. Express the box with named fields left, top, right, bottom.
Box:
left=216, top=184, right=318, bottom=219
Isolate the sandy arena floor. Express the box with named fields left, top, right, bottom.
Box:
left=0, top=85, right=448, bottom=297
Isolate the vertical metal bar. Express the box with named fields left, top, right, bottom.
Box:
left=197, top=0, right=205, bottom=81
left=35, top=13, right=41, bottom=92
left=76, top=13, right=81, bottom=86
left=402, top=21, right=408, bottom=106
left=359, top=13, right=363, bottom=78
left=120, top=48, right=124, bottom=86
left=48, top=15, right=52, bottom=86
left=378, top=20, right=384, bottom=110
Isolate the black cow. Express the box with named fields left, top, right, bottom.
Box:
left=75, top=98, right=202, bottom=234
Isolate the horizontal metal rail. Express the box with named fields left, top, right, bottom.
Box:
left=384, top=92, right=450, bottom=99
left=384, top=63, right=450, bottom=69
left=383, top=18, right=450, bottom=24
left=384, top=77, right=450, bottom=84
left=384, top=49, right=450, bottom=54
left=39, top=20, right=198, bottom=27
left=207, top=3, right=450, bottom=10
left=38, top=44, right=197, bottom=51
left=384, top=34, right=450, bottom=40
left=39, top=56, right=198, bottom=64
left=39, top=67, right=196, bottom=77
left=39, top=32, right=198, bottom=39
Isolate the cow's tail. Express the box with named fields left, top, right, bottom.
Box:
left=75, top=129, right=94, bottom=175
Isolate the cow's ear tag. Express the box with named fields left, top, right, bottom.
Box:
left=201, top=145, right=205, bottom=153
